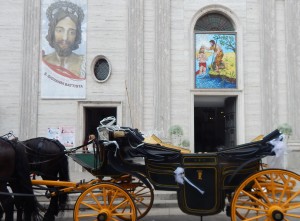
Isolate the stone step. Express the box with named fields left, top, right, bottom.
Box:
left=35, top=190, right=178, bottom=210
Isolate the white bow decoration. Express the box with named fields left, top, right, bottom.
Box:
left=268, top=134, right=287, bottom=168
left=270, top=135, right=286, bottom=157
left=174, top=167, right=205, bottom=195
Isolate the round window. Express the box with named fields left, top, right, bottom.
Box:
left=93, top=57, right=111, bottom=82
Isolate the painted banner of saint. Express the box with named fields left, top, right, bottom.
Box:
left=195, top=33, right=236, bottom=89
left=40, top=0, right=87, bottom=98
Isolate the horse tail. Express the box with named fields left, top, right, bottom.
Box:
left=51, top=139, right=70, bottom=182
left=31, top=198, right=44, bottom=221
left=54, top=140, right=70, bottom=211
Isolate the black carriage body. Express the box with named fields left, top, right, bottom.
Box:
left=69, top=126, right=279, bottom=217
left=145, top=150, right=260, bottom=216
left=176, top=153, right=260, bottom=216
left=145, top=158, right=180, bottom=190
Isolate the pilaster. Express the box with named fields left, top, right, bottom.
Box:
left=260, top=0, right=277, bottom=133
left=285, top=0, right=300, bottom=141
left=19, top=0, right=40, bottom=139
left=154, top=0, right=171, bottom=135
left=127, top=0, right=144, bottom=129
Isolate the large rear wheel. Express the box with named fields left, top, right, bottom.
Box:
left=73, top=183, right=137, bottom=221
left=231, top=169, right=300, bottom=221
left=116, top=176, right=154, bottom=220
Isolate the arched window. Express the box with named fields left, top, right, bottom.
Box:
left=194, top=13, right=234, bottom=31
left=194, top=12, right=236, bottom=89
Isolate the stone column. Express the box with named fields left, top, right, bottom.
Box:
left=19, top=0, right=40, bottom=139
left=127, top=0, right=144, bottom=129
left=260, top=0, right=278, bottom=133
left=285, top=0, right=300, bottom=141
left=154, top=0, right=171, bottom=136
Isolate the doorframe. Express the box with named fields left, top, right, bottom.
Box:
left=77, top=101, right=123, bottom=146
left=190, top=91, right=245, bottom=153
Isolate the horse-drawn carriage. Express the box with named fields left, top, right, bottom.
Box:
left=1, top=117, right=300, bottom=221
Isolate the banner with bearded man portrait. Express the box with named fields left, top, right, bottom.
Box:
left=40, top=0, right=87, bottom=99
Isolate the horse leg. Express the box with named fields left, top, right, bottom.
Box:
left=14, top=200, right=23, bottom=221
left=12, top=143, right=38, bottom=221
left=0, top=186, right=14, bottom=221
left=1, top=198, right=14, bottom=221
left=0, top=204, right=3, bottom=220
left=14, top=197, right=33, bottom=221
left=9, top=184, right=24, bottom=221
left=23, top=198, right=34, bottom=221
left=14, top=196, right=33, bottom=221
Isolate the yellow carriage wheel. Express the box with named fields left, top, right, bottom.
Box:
left=231, top=169, right=300, bottom=221
left=117, top=176, right=154, bottom=220
left=73, top=183, right=137, bottom=221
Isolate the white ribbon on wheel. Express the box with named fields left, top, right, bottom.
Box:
left=174, top=167, right=205, bottom=195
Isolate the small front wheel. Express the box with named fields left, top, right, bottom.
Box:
left=73, top=183, right=137, bottom=221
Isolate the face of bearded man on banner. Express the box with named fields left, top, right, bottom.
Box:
left=42, top=1, right=85, bottom=78
left=53, top=16, right=77, bottom=57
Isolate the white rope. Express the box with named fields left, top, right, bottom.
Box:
left=128, top=139, right=144, bottom=149
left=100, top=116, right=116, bottom=126
left=98, top=116, right=122, bottom=131
left=174, top=167, right=205, bottom=195
left=98, top=116, right=144, bottom=150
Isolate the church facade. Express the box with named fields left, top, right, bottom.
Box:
left=1, top=0, right=300, bottom=171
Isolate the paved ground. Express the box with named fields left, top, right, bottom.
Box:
left=53, top=209, right=230, bottom=221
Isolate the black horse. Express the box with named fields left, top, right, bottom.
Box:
left=0, top=137, right=39, bottom=221
left=22, top=137, right=70, bottom=221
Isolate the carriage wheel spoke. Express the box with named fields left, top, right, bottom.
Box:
left=90, top=191, right=103, bottom=210
left=241, top=190, right=269, bottom=208
left=253, top=177, right=271, bottom=205
left=80, top=201, right=100, bottom=212
left=284, top=213, right=300, bottom=218
left=240, top=213, right=267, bottom=221
left=108, top=189, right=119, bottom=209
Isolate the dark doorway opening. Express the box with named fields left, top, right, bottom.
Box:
left=194, top=97, right=236, bottom=152
left=84, top=107, right=117, bottom=142
left=194, top=107, right=225, bottom=152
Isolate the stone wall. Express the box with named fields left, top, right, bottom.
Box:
left=0, top=1, right=23, bottom=136
left=0, top=0, right=299, bottom=172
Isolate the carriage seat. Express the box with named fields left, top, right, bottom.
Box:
left=144, top=135, right=191, bottom=154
